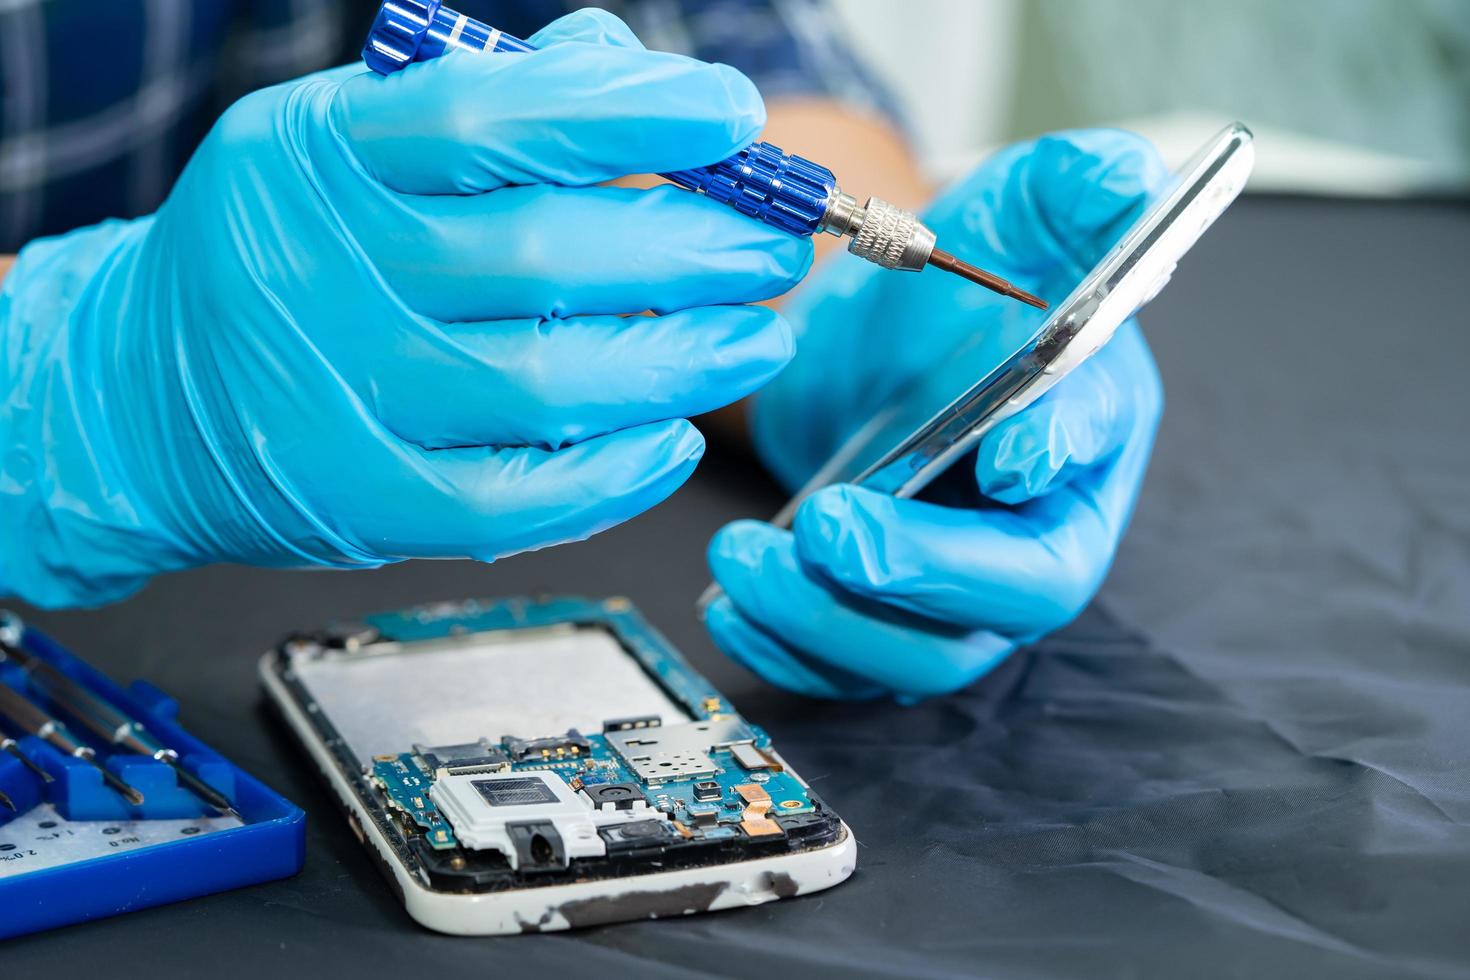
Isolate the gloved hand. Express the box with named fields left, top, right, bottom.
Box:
left=705, top=130, right=1170, bottom=701
left=0, top=10, right=810, bottom=608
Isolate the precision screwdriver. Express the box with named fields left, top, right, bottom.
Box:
left=0, top=641, right=240, bottom=820
left=361, top=0, right=1049, bottom=311
left=0, top=682, right=146, bottom=806
left=0, top=788, right=13, bottom=812
left=2, top=733, right=54, bottom=783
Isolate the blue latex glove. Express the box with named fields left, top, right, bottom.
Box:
left=706, top=130, right=1170, bottom=701
left=0, top=10, right=810, bottom=608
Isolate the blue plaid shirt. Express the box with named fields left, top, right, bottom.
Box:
left=0, top=0, right=900, bottom=251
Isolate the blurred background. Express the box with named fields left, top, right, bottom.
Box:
left=4, top=0, right=1465, bottom=252
left=831, top=0, right=1470, bottom=195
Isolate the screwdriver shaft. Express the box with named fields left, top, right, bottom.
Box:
left=3, top=640, right=236, bottom=818
left=0, top=788, right=14, bottom=811
left=94, top=763, right=147, bottom=807
left=165, top=759, right=242, bottom=820
left=928, top=248, right=1049, bottom=310
left=0, top=681, right=145, bottom=806
left=2, top=737, right=54, bottom=783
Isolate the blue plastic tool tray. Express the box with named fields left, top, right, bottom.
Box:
left=0, top=614, right=304, bottom=938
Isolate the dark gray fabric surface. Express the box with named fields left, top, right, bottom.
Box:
left=4, top=196, right=1468, bottom=977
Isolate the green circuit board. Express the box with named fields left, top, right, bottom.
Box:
left=372, top=724, right=816, bottom=854
left=371, top=754, right=458, bottom=850
left=289, top=598, right=845, bottom=886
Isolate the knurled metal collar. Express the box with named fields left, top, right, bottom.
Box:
left=847, top=197, right=936, bottom=272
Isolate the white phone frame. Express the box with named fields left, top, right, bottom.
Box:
left=258, top=601, right=856, bottom=936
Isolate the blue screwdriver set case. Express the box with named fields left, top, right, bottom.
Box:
left=0, top=612, right=305, bottom=939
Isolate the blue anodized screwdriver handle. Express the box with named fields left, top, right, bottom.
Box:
left=661, top=142, right=835, bottom=238
left=361, top=0, right=937, bottom=270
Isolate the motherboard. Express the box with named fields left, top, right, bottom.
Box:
left=366, top=712, right=836, bottom=889
left=274, top=598, right=844, bottom=893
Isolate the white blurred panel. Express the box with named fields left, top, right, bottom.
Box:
left=828, top=0, right=1020, bottom=174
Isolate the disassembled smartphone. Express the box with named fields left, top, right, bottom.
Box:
left=770, top=122, right=1256, bottom=526
left=259, top=596, right=854, bottom=935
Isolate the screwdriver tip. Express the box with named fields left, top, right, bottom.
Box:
left=928, top=247, right=1050, bottom=311
left=1015, top=288, right=1050, bottom=311
left=170, top=763, right=237, bottom=816
left=97, top=766, right=145, bottom=806
left=5, top=744, right=53, bottom=782
left=0, top=790, right=15, bottom=812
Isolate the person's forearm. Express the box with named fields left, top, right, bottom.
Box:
left=699, top=99, right=931, bottom=446
left=759, top=98, right=931, bottom=264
